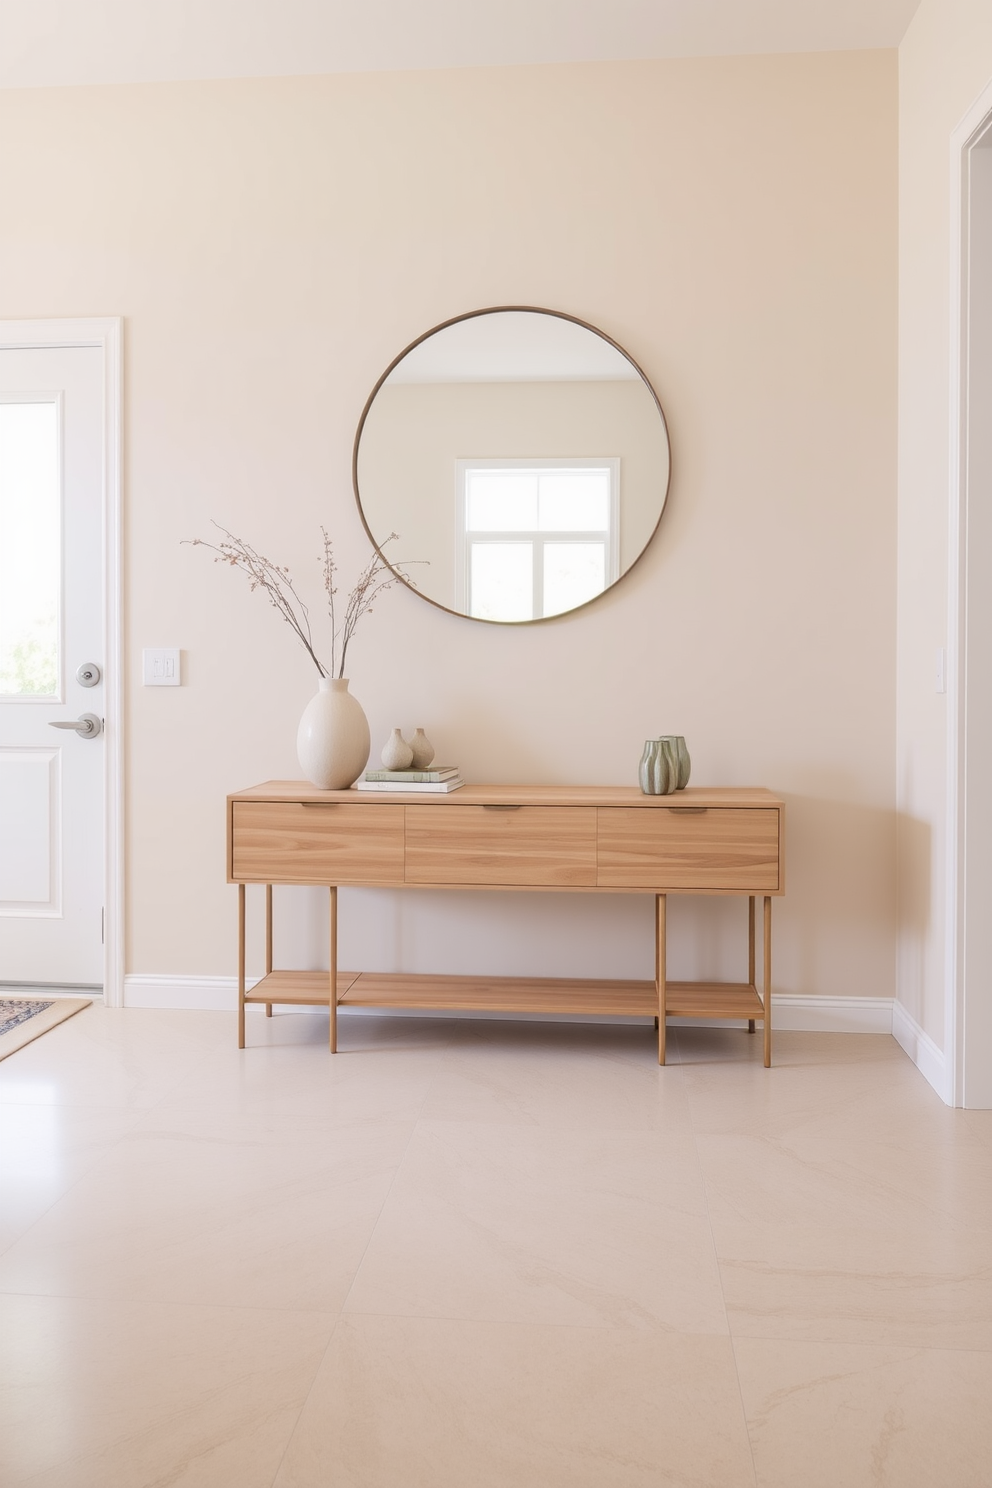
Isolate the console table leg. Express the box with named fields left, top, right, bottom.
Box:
left=656, top=893, right=667, bottom=1066
left=329, top=885, right=338, bottom=1054
left=763, top=895, right=772, bottom=1067
left=264, top=884, right=273, bottom=1017
left=748, top=896, right=756, bottom=1034
left=237, top=883, right=246, bottom=1050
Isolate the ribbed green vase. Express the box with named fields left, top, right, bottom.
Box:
left=638, top=735, right=691, bottom=795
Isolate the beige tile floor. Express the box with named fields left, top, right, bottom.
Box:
left=0, top=1006, right=990, bottom=1487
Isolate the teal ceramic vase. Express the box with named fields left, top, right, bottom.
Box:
left=638, top=735, right=691, bottom=795
left=661, top=735, right=691, bottom=790
left=639, top=738, right=677, bottom=795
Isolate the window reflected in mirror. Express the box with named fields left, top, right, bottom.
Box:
left=460, top=459, right=616, bottom=620
left=354, top=308, right=670, bottom=624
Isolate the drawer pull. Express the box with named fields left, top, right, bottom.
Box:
left=300, top=801, right=339, bottom=808
left=483, top=804, right=522, bottom=810
left=668, top=807, right=708, bottom=814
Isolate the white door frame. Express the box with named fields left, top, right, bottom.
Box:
left=947, top=81, right=992, bottom=1106
left=0, top=318, right=123, bottom=1007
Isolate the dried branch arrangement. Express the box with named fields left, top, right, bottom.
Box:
left=186, top=524, right=419, bottom=679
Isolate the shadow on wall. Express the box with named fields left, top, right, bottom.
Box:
left=771, top=792, right=900, bottom=1003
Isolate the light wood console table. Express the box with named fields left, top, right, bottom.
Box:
left=227, top=782, right=785, bottom=1065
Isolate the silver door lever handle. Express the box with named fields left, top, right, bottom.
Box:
left=48, top=713, right=103, bottom=739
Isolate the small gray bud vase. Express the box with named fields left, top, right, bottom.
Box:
left=639, top=735, right=691, bottom=795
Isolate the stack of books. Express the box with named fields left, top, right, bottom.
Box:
left=357, top=766, right=464, bottom=793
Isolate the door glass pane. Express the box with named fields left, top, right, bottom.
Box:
left=543, top=542, right=605, bottom=617
left=0, top=402, right=60, bottom=697
left=538, top=472, right=611, bottom=531
left=466, top=473, right=538, bottom=532
left=470, top=542, right=533, bottom=621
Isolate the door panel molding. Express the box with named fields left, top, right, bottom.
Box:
left=0, top=747, right=61, bottom=914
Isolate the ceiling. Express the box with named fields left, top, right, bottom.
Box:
left=0, top=0, right=922, bottom=91
left=388, top=314, right=638, bottom=385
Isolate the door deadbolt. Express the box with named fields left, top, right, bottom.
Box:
left=76, top=662, right=102, bottom=688
left=48, top=713, right=103, bottom=739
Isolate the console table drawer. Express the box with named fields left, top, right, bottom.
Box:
left=597, top=807, right=780, bottom=890
left=405, top=805, right=597, bottom=886
left=231, top=801, right=404, bottom=884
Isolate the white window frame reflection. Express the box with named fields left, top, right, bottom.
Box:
left=455, top=457, right=620, bottom=621
left=0, top=393, right=64, bottom=703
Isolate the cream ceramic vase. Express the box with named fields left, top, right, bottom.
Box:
left=409, top=728, right=435, bottom=769
left=296, top=677, right=370, bottom=790
left=381, top=728, right=414, bottom=769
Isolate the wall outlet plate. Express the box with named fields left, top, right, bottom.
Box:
left=142, top=647, right=181, bottom=686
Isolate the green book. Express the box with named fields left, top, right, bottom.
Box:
left=363, top=766, right=459, bottom=783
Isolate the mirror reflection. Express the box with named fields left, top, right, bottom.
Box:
left=353, top=308, right=671, bottom=623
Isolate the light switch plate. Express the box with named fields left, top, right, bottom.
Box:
left=143, top=647, right=181, bottom=686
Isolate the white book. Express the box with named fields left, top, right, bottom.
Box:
left=356, top=777, right=464, bottom=793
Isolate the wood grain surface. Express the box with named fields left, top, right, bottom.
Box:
left=231, top=780, right=783, bottom=810
left=404, top=805, right=597, bottom=886
left=664, top=981, right=765, bottom=1019
left=231, top=800, right=405, bottom=884
left=342, top=971, right=657, bottom=1016
left=596, top=807, right=781, bottom=890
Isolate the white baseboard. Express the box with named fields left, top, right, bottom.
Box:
left=124, top=975, right=258, bottom=1011
left=123, top=975, right=896, bottom=1035
left=892, top=1000, right=949, bottom=1103
left=770, top=995, right=893, bottom=1034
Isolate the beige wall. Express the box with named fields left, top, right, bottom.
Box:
left=0, top=52, right=898, bottom=997
left=897, top=2, right=992, bottom=1055
left=358, top=378, right=668, bottom=607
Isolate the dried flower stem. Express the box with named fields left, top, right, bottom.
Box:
left=186, top=523, right=424, bottom=680
left=185, top=526, right=326, bottom=675
left=331, top=531, right=408, bottom=679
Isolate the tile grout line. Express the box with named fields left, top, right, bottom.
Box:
left=676, top=1025, right=761, bottom=1488
left=266, top=1309, right=347, bottom=1488
left=267, top=1028, right=465, bottom=1487
left=333, top=1025, right=460, bottom=1318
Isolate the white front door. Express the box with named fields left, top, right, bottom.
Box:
left=0, top=345, right=106, bottom=988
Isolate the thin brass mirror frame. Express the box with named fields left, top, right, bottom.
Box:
left=352, top=304, right=672, bottom=626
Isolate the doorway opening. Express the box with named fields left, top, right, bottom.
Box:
left=949, top=88, right=992, bottom=1107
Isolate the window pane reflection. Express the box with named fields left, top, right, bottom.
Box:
left=539, top=473, right=610, bottom=531
left=467, top=475, right=538, bottom=532
left=471, top=543, right=532, bottom=622
left=0, top=402, right=60, bottom=698
left=544, top=542, right=606, bottom=617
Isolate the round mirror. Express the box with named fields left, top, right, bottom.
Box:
left=353, top=307, right=671, bottom=624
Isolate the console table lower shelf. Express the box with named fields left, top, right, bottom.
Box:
left=245, top=969, right=766, bottom=1023
left=238, top=888, right=773, bottom=1065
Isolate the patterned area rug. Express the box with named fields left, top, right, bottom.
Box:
left=0, top=997, right=92, bottom=1061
